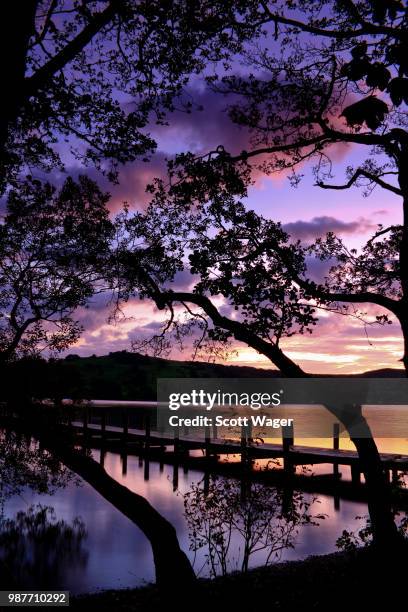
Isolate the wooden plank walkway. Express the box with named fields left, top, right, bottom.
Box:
left=69, top=420, right=408, bottom=470
left=3, top=402, right=408, bottom=503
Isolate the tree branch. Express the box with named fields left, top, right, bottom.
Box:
left=227, top=127, right=400, bottom=166
left=228, top=134, right=329, bottom=162
left=238, top=237, right=401, bottom=314
left=366, top=225, right=400, bottom=245
left=1, top=316, right=39, bottom=362
left=258, top=2, right=403, bottom=39
left=318, top=122, right=402, bottom=150
left=316, top=168, right=402, bottom=196
left=155, top=289, right=308, bottom=377
left=302, top=283, right=400, bottom=313
left=25, top=1, right=120, bottom=97
left=33, top=0, right=58, bottom=46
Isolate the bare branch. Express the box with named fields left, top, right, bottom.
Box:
left=316, top=168, right=402, bottom=196
left=32, top=0, right=58, bottom=46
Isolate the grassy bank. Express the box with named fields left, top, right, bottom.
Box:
left=72, top=547, right=405, bottom=610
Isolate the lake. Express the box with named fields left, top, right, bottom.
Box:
left=1, top=404, right=408, bottom=594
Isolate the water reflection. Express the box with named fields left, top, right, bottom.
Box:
left=0, top=438, right=381, bottom=594
left=0, top=429, right=73, bottom=504
left=0, top=505, right=88, bottom=589
left=0, top=429, right=88, bottom=590
left=183, top=476, right=322, bottom=577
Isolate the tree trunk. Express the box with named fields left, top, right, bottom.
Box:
left=162, top=291, right=401, bottom=546
left=0, top=2, right=38, bottom=161
left=323, top=401, right=401, bottom=548
left=398, top=155, right=408, bottom=370
left=8, top=415, right=196, bottom=589
left=352, top=437, right=401, bottom=547
left=54, top=444, right=197, bottom=589
left=397, top=307, right=408, bottom=374
left=265, top=358, right=400, bottom=547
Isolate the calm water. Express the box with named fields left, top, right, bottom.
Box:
left=2, top=405, right=408, bottom=594
left=0, top=449, right=372, bottom=594
left=207, top=405, right=408, bottom=448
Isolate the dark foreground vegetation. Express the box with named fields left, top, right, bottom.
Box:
left=72, top=547, right=407, bottom=611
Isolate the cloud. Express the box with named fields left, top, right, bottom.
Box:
left=32, top=81, right=360, bottom=214
left=144, top=86, right=251, bottom=156
left=283, top=215, right=376, bottom=241
left=113, top=83, right=354, bottom=209
left=105, top=154, right=169, bottom=211
left=160, top=81, right=354, bottom=164
left=63, top=286, right=405, bottom=376
left=304, top=257, right=335, bottom=284
left=36, top=152, right=168, bottom=213
left=43, top=86, right=253, bottom=212
left=235, top=309, right=403, bottom=374
left=165, top=269, right=198, bottom=292
left=373, top=209, right=389, bottom=216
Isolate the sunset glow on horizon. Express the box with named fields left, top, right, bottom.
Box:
left=69, top=142, right=404, bottom=375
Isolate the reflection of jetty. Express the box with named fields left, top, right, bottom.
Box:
left=60, top=401, right=408, bottom=489
left=2, top=400, right=408, bottom=507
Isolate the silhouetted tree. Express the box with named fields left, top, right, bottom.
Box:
left=0, top=176, right=113, bottom=363
left=22, top=420, right=196, bottom=588
left=184, top=477, right=319, bottom=577
left=113, top=2, right=408, bottom=548
left=113, top=132, right=403, bottom=550
left=0, top=0, right=259, bottom=191
left=0, top=173, right=198, bottom=587
left=140, top=1, right=408, bottom=370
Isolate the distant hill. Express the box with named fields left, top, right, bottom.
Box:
left=358, top=368, right=406, bottom=378
left=2, top=351, right=405, bottom=402
left=56, top=351, right=283, bottom=400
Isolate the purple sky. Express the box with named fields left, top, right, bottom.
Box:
left=63, top=83, right=403, bottom=374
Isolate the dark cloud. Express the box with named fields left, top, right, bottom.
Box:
left=74, top=294, right=114, bottom=333
left=24, top=83, right=354, bottom=214
left=151, top=87, right=252, bottom=156
left=165, top=269, right=198, bottom=291
left=149, top=83, right=352, bottom=165
left=31, top=152, right=168, bottom=212
left=304, top=256, right=336, bottom=284
left=283, top=215, right=376, bottom=241
left=70, top=86, right=251, bottom=212
left=105, top=153, right=168, bottom=211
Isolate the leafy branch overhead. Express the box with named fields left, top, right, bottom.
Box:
left=341, top=97, right=389, bottom=130
left=112, top=1, right=408, bottom=376
left=0, top=0, right=258, bottom=190
left=340, top=32, right=408, bottom=128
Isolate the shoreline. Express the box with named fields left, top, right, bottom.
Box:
left=71, top=546, right=406, bottom=610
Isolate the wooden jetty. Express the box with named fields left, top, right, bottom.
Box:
left=58, top=400, right=408, bottom=487
left=2, top=399, right=408, bottom=506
